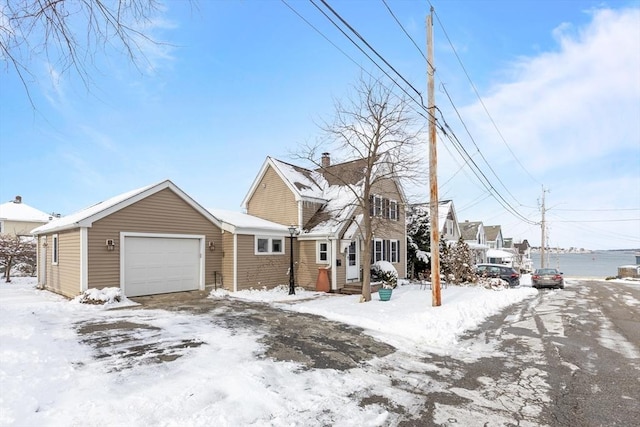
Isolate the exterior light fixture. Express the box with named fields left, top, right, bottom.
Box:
left=106, top=239, right=115, bottom=251
left=288, top=225, right=298, bottom=295
left=208, top=241, right=215, bottom=251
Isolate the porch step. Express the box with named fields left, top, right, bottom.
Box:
left=340, top=284, right=362, bottom=295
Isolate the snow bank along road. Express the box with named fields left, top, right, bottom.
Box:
left=71, top=280, right=639, bottom=426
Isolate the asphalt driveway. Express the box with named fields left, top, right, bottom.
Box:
left=76, top=291, right=396, bottom=372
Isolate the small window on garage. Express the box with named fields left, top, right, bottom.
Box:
left=52, top=234, right=59, bottom=265
left=255, top=236, right=284, bottom=255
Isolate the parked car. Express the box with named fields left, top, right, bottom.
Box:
left=475, top=263, right=520, bottom=287
left=532, top=268, right=564, bottom=289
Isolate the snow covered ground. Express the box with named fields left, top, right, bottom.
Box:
left=0, top=275, right=593, bottom=426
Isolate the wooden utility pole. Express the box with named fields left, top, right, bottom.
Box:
left=427, top=7, right=441, bottom=306
left=540, top=186, right=547, bottom=268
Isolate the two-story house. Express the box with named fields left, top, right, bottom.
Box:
left=460, top=220, right=488, bottom=264
left=241, top=153, right=407, bottom=294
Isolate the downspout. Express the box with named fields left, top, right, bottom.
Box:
left=330, top=238, right=338, bottom=291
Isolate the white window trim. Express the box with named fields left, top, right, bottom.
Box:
left=390, top=239, right=400, bottom=263
left=373, top=238, right=383, bottom=262
left=374, top=195, right=383, bottom=217
left=52, top=234, right=59, bottom=265
left=255, top=236, right=285, bottom=255
left=389, top=200, right=398, bottom=221
left=316, top=241, right=330, bottom=264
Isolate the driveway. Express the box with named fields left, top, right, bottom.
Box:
left=77, top=291, right=396, bottom=372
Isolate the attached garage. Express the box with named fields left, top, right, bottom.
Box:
left=123, top=234, right=204, bottom=297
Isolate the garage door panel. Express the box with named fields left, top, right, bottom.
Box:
left=124, top=236, right=200, bottom=297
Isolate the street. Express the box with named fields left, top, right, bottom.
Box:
left=399, top=279, right=640, bottom=426
left=75, top=279, right=640, bottom=426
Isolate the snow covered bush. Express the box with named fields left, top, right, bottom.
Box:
left=371, top=261, right=398, bottom=289
left=76, top=287, right=122, bottom=305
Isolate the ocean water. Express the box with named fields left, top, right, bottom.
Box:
left=532, top=250, right=639, bottom=278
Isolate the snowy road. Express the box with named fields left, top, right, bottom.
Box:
left=408, top=279, right=640, bottom=426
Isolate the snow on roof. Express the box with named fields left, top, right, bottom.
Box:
left=208, top=208, right=289, bottom=234
left=0, top=200, right=50, bottom=223
left=303, top=184, right=358, bottom=236
left=31, top=182, right=161, bottom=234
left=270, top=158, right=326, bottom=201
left=486, top=248, right=515, bottom=259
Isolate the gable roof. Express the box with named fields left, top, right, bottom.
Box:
left=484, top=225, right=502, bottom=241
left=460, top=221, right=483, bottom=240
left=0, top=199, right=50, bottom=223
left=410, top=200, right=459, bottom=234
left=31, top=180, right=220, bottom=234
left=243, top=154, right=406, bottom=238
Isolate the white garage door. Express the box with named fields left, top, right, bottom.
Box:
left=124, top=236, right=201, bottom=297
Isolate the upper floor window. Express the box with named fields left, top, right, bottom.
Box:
left=256, top=237, right=284, bottom=255
left=389, top=200, right=398, bottom=221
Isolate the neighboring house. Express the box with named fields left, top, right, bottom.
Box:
left=242, top=154, right=407, bottom=293
left=409, top=200, right=461, bottom=243
left=31, top=180, right=226, bottom=299
left=460, top=220, right=488, bottom=264
left=513, top=239, right=533, bottom=272
left=0, top=196, right=50, bottom=236
left=484, top=225, right=503, bottom=249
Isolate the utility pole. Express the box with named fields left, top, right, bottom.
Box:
left=540, top=186, right=547, bottom=268
left=427, top=7, right=441, bottom=307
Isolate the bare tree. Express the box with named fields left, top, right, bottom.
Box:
left=1, top=0, right=169, bottom=103
left=297, top=76, right=424, bottom=302
left=0, top=234, right=37, bottom=282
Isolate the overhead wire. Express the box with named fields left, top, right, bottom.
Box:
left=430, top=4, right=542, bottom=187
left=285, top=0, right=539, bottom=225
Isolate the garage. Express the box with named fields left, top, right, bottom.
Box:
left=123, top=234, right=203, bottom=297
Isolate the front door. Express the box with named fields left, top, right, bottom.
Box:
left=346, top=240, right=359, bottom=280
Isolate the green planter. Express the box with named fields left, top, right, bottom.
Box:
left=378, top=288, right=393, bottom=301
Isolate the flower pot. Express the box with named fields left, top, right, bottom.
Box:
left=378, top=288, right=392, bottom=301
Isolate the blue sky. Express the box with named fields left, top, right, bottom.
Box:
left=1, top=0, right=639, bottom=250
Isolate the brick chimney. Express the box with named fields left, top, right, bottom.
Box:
left=321, top=152, right=331, bottom=168
left=14, top=195, right=22, bottom=204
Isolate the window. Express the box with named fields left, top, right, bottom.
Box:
left=52, top=234, right=59, bottom=265
left=373, top=239, right=383, bottom=262
left=389, top=200, right=398, bottom=221
left=390, top=240, right=400, bottom=263
left=255, top=237, right=284, bottom=254
left=374, top=195, right=383, bottom=217
left=371, top=238, right=400, bottom=263
left=317, top=242, right=329, bottom=264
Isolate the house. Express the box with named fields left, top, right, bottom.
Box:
left=31, top=180, right=226, bottom=298
left=0, top=196, right=50, bottom=237
left=409, top=200, right=461, bottom=243
left=484, top=225, right=503, bottom=249
left=460, top=220, right=488, bottom=264
left=242, top=154, right=407, bottom=293
left=513, top=239, right=533, bottom=272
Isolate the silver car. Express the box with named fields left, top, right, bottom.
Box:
left=532, top=268, right=564, bottom=289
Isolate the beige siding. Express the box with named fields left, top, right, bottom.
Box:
left=43, top=229, right=81, bottom=298
left=235, top=234, right=292, bottom=291
left=297, top=240, right=325, bottom=288
left=220, top=231, right=235, bottom=290
left=87, top=188, right=222, bottom=290
left=369, top=178, right=406, bottom=278
left=2, top=219, right=47, bottom=236
left=246, top=165, right=297, bottom=225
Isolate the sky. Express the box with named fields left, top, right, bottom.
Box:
left=1, top=0, right=639, bottom=250
left=0, top=276, right=555, bottom=425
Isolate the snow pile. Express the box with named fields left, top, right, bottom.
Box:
left=71, top=287, right=138, bottom=308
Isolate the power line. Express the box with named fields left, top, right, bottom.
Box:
left=430, top=5, right=541, bottom=186
left=380, top=0, right=429, bottom=64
